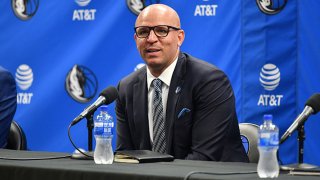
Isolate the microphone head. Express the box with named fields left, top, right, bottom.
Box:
left=305, top=93, right=320, bottom=114
left=99, top=86, right=119, bottom=105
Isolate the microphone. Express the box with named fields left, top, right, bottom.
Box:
left=71, top=86, right=118, bottom=126
left=280, top=93, right=320, bottom=144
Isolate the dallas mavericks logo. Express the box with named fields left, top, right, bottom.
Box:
left=241, top=135, right=249, bottom=155
left=126, top=0, right=160, bottom=15
left=75, top=0, right=91, bottom=7
left=259, top=64, right=280, bottom=91
left=15, top=64, right=33, bottom=90
left=65, top=65, right=98, bottom=103
left=11, top=0, right=39, bottom=20
left=256, top=0, right=287, bottom=15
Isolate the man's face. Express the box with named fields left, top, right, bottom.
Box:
left=134, top=9, right=184, bottom=73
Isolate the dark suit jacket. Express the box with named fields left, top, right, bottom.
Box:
left=0, top=66, right=17, bottom=148
left=116, top=52, right=248, bottom=162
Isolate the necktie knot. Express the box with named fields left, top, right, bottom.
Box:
left=153, top=79, right=162, bottom=93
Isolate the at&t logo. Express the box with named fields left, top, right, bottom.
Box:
left=73, top=0, right=96, bottom=21
left=75, top=0, right=91, bottom=6
left=259, top=63, right=280, bottom=91
left=15, top=64, right=34, bottom=104
left=194, top=0, right=218, bottom=17
left=257, top=63, right=283, bottom=106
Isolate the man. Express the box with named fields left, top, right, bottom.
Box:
left=116, top=4, right=248, bottom=162
left=0, top=66, right=17, bottom=148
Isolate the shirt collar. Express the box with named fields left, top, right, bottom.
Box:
left=147, top=57, right=178, bottom=90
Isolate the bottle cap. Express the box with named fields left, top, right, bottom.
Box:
left=264, top=114, right=273, bottom=120
left=100, top=105, right=108, bottom=112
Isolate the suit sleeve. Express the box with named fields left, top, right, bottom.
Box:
left=115, top=80, right=134, bottom=151
left=185, top=70, right=238, bottom=161
left=0, top=69, right=17, bottom=148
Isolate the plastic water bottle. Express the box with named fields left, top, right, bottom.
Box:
left=93, top=105, right=114, bottom=164
left=257, top=114, right=279, bottom=178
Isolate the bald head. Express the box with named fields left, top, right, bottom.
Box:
left=133, top=4, right=185, bottom=77
left=135, top=4, right=181, bottom=28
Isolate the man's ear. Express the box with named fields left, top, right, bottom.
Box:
left=134, top=33, right=139, bottom=48
left=134, top=33, right=137, bottom=41
left=177, top=30, right=185, bottom=47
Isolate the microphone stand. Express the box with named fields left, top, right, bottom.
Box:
left=86, top=111, right=94, bottom=153
left=71, top=112, right=94, bottom=160
left=281, top=122, right=318, bottom=170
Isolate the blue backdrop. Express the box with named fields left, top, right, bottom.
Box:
left=1, top=0, right=320, bottom=166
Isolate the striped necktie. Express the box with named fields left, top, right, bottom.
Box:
left=152, top=78, right=166, bottom=153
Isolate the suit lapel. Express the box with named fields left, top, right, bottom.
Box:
left=166, top=52, right=187, bottom=153
left=133, top=69, right=151, bottom=149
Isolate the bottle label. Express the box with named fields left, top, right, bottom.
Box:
left=94, top=112, right=114, bottom=137
left=95, top=122, right=103, bottom=127
left=259, top=132, right=279, bottom=147
left=103, top=122, right=114, bottom=137
left=94, top=122, right=104, bottom=135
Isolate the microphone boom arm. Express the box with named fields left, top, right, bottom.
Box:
left=71, top=96, right=106, bottom=126
left=280, top=106, right=313, bottom=144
